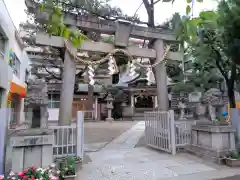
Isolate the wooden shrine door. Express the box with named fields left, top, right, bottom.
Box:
left=72, top=101, right=85, bottom=120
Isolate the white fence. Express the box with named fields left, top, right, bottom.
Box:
left=50, top=111, right=84, bottom=159
left=175, top=120, right=196, bottom=148
left=51, top=125, right=77, bottom=158
left=145, top=110, right=175, bottom=154
left=145, top=110, right=196, bottom=155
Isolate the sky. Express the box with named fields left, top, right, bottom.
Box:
left=4, top=0, right=218, bottom=29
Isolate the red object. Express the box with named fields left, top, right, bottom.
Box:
left=18, top=172, right=24, bottom=177
left=31, top=167, right=36, bottom=172
left=19, top=93, right=25, bottom=98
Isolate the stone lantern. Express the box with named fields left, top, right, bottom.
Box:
left=105, top=93, right=114, bottom=122
left=178, top=99, right=187, bottom=120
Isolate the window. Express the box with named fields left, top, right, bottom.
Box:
left=0, top=34, right=5, bottom=59
left=9, top=53, right=21, bottom=77
left=48, top=93, right=60, bottom=108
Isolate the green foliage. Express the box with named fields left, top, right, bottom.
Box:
left=218, top=0, right=240, bottom=65
left=171, top=81, right=195, bottom=93
left=58, top=156, right=76, bottom=177
left=39, top=1, right=87, bottom=47
left=166, top=62, right=182, bottom=78
left=227, top=151, right=240, bottom=159
left=173, top=0, right=240, bottom=108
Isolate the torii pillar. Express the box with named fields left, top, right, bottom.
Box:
left=58, top=43, right=76, bottom=125
left=153, top=39, right=169, bottom=111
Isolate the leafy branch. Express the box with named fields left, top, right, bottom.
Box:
left=40, top=1, right=87, bottom=47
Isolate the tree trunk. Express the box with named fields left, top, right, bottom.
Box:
left=58, top=49, right=76, bottom=125
left=228, top=86, right=236, bottom=108
left=228, top=62, right=237, bottom=108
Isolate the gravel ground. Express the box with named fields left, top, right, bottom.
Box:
left=84, top=121, right=136, bottom=144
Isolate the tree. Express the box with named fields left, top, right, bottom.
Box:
left=175, top=3, right=240, bottom=108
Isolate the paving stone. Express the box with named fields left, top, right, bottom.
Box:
left=168, top=163, right=215, bottom=175
left=84, top=142, right=108, bottom=152
left=78, top=121, right=240, bottom=180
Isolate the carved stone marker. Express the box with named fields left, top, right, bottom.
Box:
left=8, top=78, right=53, bottom=172
left=10, top=129, right=53, bottom=172
left=24, top=78, right=49, bottom=128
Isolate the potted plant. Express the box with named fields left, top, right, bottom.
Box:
left=73, top=156, right=83, bottom=170
left=225, top=151, right=240, bottom=167
left=0, top=164, right=59, bottom=180
left=58, top=156, right=76, bottom=180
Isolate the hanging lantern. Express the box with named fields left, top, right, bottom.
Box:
left=87, top=65, right=95, bottom=86
left=129, top=61, right=137, bottom=77
left=108, top=56, right=116, bottom=75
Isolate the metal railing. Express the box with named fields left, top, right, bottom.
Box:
left=175, top=120, right=196, bottom=148
left=49, top=111, right=84, bottom=159
left=50, top=125, right=77, bottom=158
left=145, top=110, right=175, bottom=155
left=145, top=110, right=196, bottom=155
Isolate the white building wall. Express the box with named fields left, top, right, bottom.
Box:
left=0, top=0, right=30, bottom=124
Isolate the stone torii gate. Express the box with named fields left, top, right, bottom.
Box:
left=26, top=0, right=183, bottom=125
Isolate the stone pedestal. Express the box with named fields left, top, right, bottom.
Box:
left=188, top=123, right=236, bottom=164
left=10, top=129, right=54, bottom=172
left=230, top=108, right=240, bottom=147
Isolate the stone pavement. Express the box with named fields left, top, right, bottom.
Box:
left=79, top=121, right=240, bottom=180
left=215, top=175, right=240, bottom=180
left=84, top=121, right=136, bottom=152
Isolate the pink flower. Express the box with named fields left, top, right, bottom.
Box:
left=31, top=177, right=35, bottom=180
left=31, top=167, right=36, bottom=172
left=50, top=175, right=57, bottom=180
left=9, top=171, right=15, bottom=176
left=0, top=175, right=4, bottom=180
left=18, top=169, right=27, bottom=177
left=23, top=175, right=29, bottom=179
left=18, top=172, right=24, bottom=177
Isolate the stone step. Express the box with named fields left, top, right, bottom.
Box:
left=132, top=118, right=145, bottom=121
left=133, top=113, right=144, bottom=116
